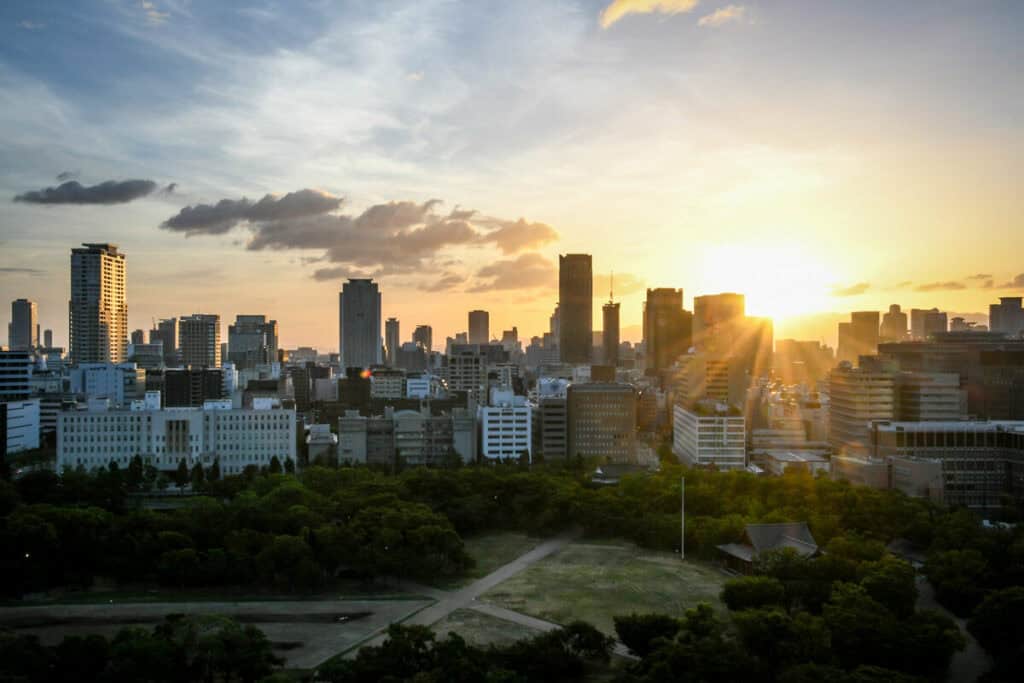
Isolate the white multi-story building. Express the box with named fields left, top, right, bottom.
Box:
left=2, top=398, right=40, bottom=454
left=479, top=389, right=532, bottom=461
left=673, top=401, right=746, bottom=470
left=68, top=362, right=144, bottom=406
left=57, top=393, right=296, bottom=476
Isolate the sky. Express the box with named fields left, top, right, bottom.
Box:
left=1, top=0, right=1022, bottom=352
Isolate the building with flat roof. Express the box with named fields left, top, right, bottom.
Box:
left=70, top=243, right=127, bottom=364
left=339, top=279, right=382, bottom=369
left=179, top=314, right=221, bottom=368
left=567, top=382, right=636, bottom=462
left=559, top=254, right=592, bottom=364
left=8, top=299, right=38, bottom=350
left=672, top=400, right=746, bottom=470
left=479, top=389, right=531, bottom=461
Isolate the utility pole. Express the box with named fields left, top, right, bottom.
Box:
left=681, top=476, right=685, bottom=561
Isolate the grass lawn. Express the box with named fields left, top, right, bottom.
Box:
left=429, top=532, right=542, bottom=589
left=432, top=608, right=541, bottom=647
left=480, top=541, right=727, bottom=635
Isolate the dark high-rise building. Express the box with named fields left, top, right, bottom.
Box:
left=385, top=318, right=400, bottom=367
left=643, top=288, right=691, bottom=372
left=43, top=329, right=53, bottom=349
left=179, top=314, right=221, bottom=368
left=838, top=311, right=880, bottom=364
left=70, top=243, right=127, bottom=364
left=163, top=367, right=224, bottom=407
left=693, top=292, right=744, bottom=350
left=567, top=382, right=636, bottom=462
left=150, top=318, right=179, bottom=365
left=603, top=301, right=620, bottom=367
left=911, top=308, right=947, bottom=340
left=558, top=254, right=592, bottom=364
left=8, top=299, right=38, bottom=350
left=990, top=297, right=1024, bottom=337
left=130, top=329, right=145, bottom=345
left=227, top=314, right=279, bottom=369
left=413, top=324, right=433, bottom=352
left=468, top=310, right=490, bottom=345
left=339, top=279, right=382, bottom=369
left=880, top=304, right=908, bottom=342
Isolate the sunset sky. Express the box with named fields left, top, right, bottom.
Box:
left=1, top=0, right=1022, bottom=351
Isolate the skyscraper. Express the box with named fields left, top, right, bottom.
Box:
left=385, top=317, right=400, bottom=366
left=692, top=292, right=744, bottom=350
left=990, top=297, right=1024, bottom=336
left=413, top=324, right=433, bottom=352
left=227, top=315, right=279, bottom=369
left=179, top=314, right=221, bottom=368
left=468, top=310, right=490, bottom=345
left=603, top=277, right=620, bottom=367
left=69, top=243, right=127, bottom=364
left=911, top=308, right=948, bottom=340
left=150, top=318, right=179, bottom=366
left=643, top=288, right=691, bottom=372
left=8, top=299, right=38, bottom=350
left=558, top=253, right=592, bottom=364
left=339, top=279, right=382, bottom=369
left=130, top=329, right=145, bottom=345
left=43, top=329, right=53, bottom=349
left=880, top=304, right=908, bottom=342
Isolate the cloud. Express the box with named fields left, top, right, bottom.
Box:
left=600, top=0, right=700, bottom=29
left=161, top=189, right=343, bottom=235
left=0, top=267, right=45, bottom=276
left=13, top=179, right=158, bottom=204
left=915, top=281, right=966, bottom=292
left=477, top=218, right=559, bottom=253
left=140, top=1, right=169, bottom=25
left=420, top=272, right=467, bottom=292
left=594, top=272, right=646, bottom=297
left=996, top=273, right=1024, bottom=289
left=56, top=171, right=78, bottom=182
left=17, top=20, right=45, bottom=30
left=162, top=182, right=177, bottom=194
left=161, top=190, right=561, bottom=279
left=967, top=273, right=992, bottom=280
left=698, top=4, right=746, bottom=27
left=895, top=280, right=913, bottom=289
left=469, top=253, right=556, bottom=292
left=831, top=282, right=870, bottom=297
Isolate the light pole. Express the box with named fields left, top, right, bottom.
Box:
left=680, top=476, right=685, bottom=561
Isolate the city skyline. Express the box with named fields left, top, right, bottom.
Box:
left=2, top=1, right=1023, bottom=349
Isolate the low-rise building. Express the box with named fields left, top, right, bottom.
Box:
left=1, top=398, right=40, bottom=454
left=672, top=400, right=746, bottom=470
left=479, top=389, right=531, bottom=461
left=567, top=382, right=636, bottom=462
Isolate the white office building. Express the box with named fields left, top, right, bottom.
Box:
left=68, top=362, right=145, bottom=406
left=673, top=401, right=746, bottom=470
left=2, top=398, right=40, bottom=454
left=57, top=393, right=296, bottom=476
left=478, top=389, right=532, bottom=461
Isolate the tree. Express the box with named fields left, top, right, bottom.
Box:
left=209, top=458, right=221, bottom=481
left=174, top=458, right=190, bottom=492
left=614, top=613, right=681, bottom=657
left=269, top=456, right=283, bottom=475
left=859, top=556, right=917, bottom=619
left=968, top=586, right=1024, bottom=658
left=924, top=549, right=988, bottom=616
left=284, top=457, right=296, bottom=474
left=721, top=576, right=786, bottom=611
left=126, top=454, right=144, bottom=490
left=190, top=462, right=206, bottom=490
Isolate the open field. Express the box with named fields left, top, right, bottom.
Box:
left=429, top=532, right=542, bottom=589
left=0, top=597, right=432, bottom=669
left=432, top=608, right=541, bottom=647
left=480, top=541, right=727, bottom=635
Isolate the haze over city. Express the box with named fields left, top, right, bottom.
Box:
left=2, top=0, right=1022, bottom=349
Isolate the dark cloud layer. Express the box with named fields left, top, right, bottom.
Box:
left=997, top=273, right=1024, bottom=289
left=14, top=179, right=158, bottom=205
left=0, top=267, right=45, bottom=276
left=469, top=253, right=556, bottom=292
left=161, top=189, right=561, bottom=285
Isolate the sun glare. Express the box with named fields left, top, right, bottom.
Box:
left=697, top=244, right=834, bottom=322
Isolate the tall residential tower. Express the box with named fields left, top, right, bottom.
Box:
left=339, top=279, right=382, bottom=369
left=69, top=243, right=127, bottom=364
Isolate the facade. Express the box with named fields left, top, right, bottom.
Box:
left=150, top=318, right=179, bottom=365
left=567, top=382, right=636, bottom=462
left=68, top=362, right=145, bottom=406
left=70, top=243, right=127, bottom=364
left=990, top=297, right=1024, bottom=337
left=129, top=342, right=165, bottom=370
left=911, top=308, right=948, bottom=340
left=478, top=389, right=532, bottom=461
left=337, top=407, right=476, bottom=466
left=385, top=317, right=400, bottom=366
left=644, top=288, right=691, bottom=372
left=468, top=310, right=490, bottom=345
left=179, top=314, right=221, bottom=368
left=880, top=304, right=908, bottom=342
left=56, top=397, right=297, bottom=476
left=558, top=254, right=592, bottom=364
left=0, top=349, right=33, bottom=402
left=227, top=315, right=278, bottom=369
left=370, top=367, right=406, bottom=399
left=446, top=344, right=489, bottom=400
left=828, top=365, right=895, bottom=455
left=163, top=368, right=225, bottom=407
left=672, top=401, right=746, bottom=470
left=1, top=399, right=40, bottom=455
left=894, top=372, right=965, bottom=421
left=413, top=324, right=433, bottom=352
left=9, top=299, right=38, bottom=349
left=339, top=279, right=382, bottom=369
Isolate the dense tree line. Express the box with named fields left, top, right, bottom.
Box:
left=0, top=615, right=281, bottom=682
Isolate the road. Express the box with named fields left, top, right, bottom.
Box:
left=346, top=530, right=637, bottom=660
left=916, top=576, right=992, bottom=682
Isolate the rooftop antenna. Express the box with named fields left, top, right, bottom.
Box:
left=609, top=271, right=615, bottom=303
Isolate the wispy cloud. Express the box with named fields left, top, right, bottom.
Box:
left=832, top=282, right=870, bottom=297
left=0, top=267, right=45, bottom=276
left=419, top=272, right=467, bottom=292
left=13, top=179, right=159, bottom=204
left=17, top=20, right=45, bottom=31
left=698, top=4, right=746, bottom=28
left=996, top=273, right=1024, bottom=289
left=469, top=253, right=556, bottom=292
left=600, top=0, right=700, bottom=29
left=915, top=281, right=967, bottom=292
left=140, top=1, right=169, bottom=26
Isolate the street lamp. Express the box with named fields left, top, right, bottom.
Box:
left=680, top=476, right=685, bottom=561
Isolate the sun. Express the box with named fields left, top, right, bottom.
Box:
left=696, top=244, right=835, bottom=322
